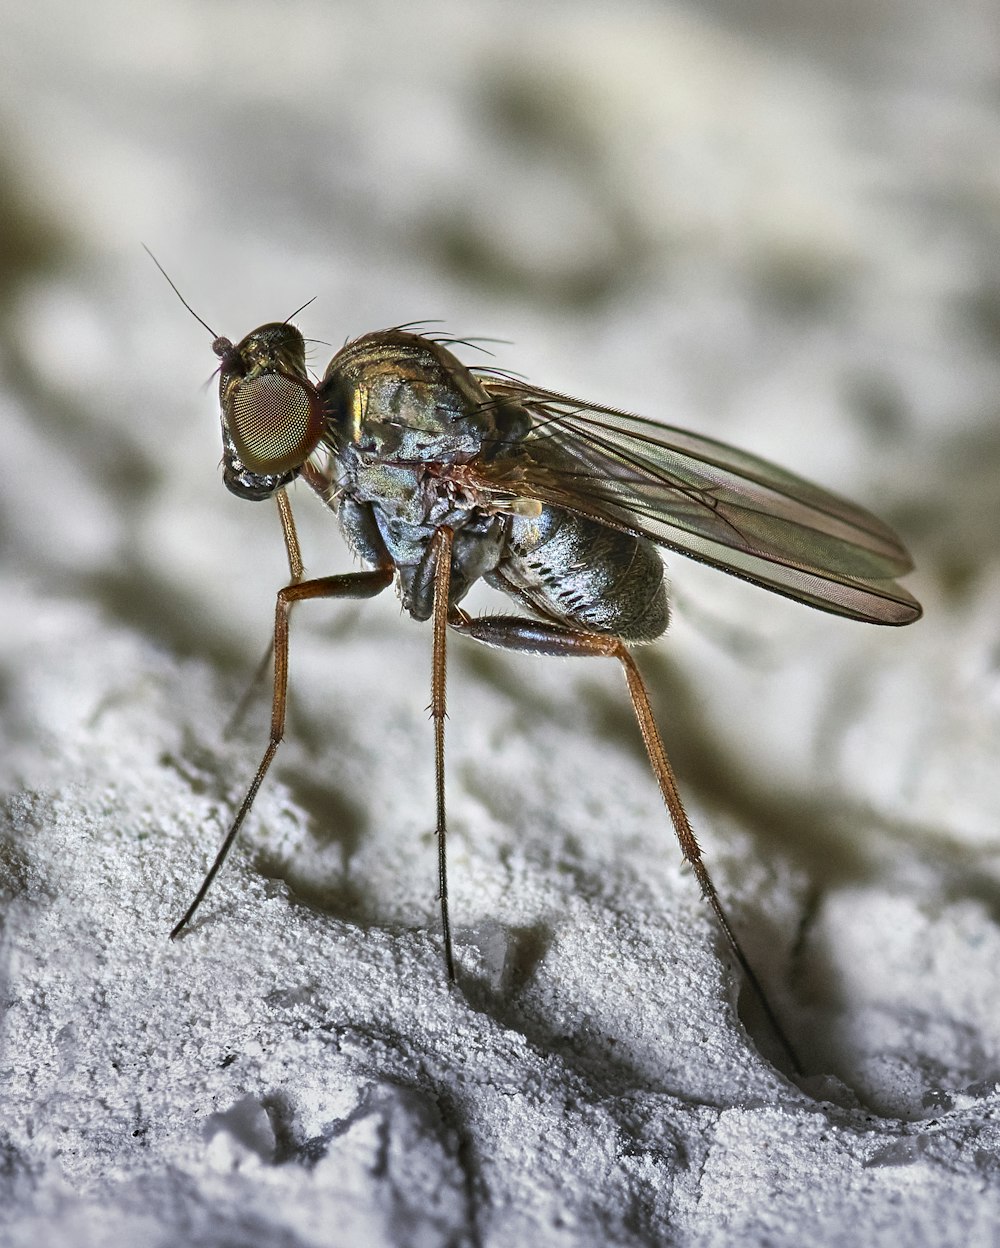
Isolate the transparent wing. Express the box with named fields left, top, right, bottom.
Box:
left=471, top=379, right=921, bottom=625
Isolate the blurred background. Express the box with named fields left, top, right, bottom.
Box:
left=4, top=0, right=998, bottom=612
left=4, top=0, right=998, bottom=812
left=1, top=0, right=999, bottom=1241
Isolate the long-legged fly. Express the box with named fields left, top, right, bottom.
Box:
left=151, top=253, right=921, bottom=1072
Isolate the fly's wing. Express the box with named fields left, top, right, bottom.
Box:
left=471, top=379, right=922, bottom=625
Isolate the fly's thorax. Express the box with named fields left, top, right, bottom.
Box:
left=335, top=459, right=511, bottom=619
left=217, top=322, right=325, bottom=501
left=489, top=506, right=670, bottom=642
left=318, top=330, right=516, bottom=463
left=386, top=509, right=509, bottom=621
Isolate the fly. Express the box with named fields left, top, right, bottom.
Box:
left=151, top=253, right=922, bottom=1073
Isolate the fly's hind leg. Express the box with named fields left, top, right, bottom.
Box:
left=449, top=612, right=801, bottom=1074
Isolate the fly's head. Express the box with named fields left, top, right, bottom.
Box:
left=144, top=250, right=326, bottom=503
left=215, top=323, right=326, bottom=501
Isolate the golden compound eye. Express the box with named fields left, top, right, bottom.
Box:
left=227, top=372, right=324, bottom=473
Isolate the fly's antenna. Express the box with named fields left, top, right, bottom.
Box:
left=284, top=295, right=317, bottom=324
left=143, top=244, right=220, bottom=340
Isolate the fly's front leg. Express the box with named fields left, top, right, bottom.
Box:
left=170, top=559, right=394, bottom=939
left=224, top=489, right=309, bottom=738
left=449, top=613, right=801, bottom=1073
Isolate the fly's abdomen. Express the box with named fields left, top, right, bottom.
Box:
left=490, top=507, right=669, bottom=643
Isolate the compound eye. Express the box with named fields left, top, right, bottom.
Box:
left=226, top=372, right=325, bottom=473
